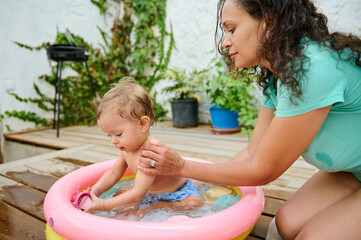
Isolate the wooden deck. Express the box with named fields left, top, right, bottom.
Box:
left=0, top=121, right=317, bottom=240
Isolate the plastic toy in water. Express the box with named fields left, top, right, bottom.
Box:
left=71, top=187, right=92, bottom=211
left=214, top=195, right=240, bottom=210
left=44, top=157, right=265, bottom=240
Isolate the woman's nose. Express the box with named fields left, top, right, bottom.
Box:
left=222, top=35, right=232, bottom=49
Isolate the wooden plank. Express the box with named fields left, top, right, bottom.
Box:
left=0, top=176, right=45, bottom=221
left=284, top=166, right=316, bottom=179
left=151, top=124, right=248, bottom=140
left=28, top=130, right=95, bottom=148
left=250, top=215, right=273, bottom=239
left=91, top=145, right=119, bottom=156
left=166, top=143, right=239, bottom=158
left=62, top=123, right=249, bottom=145
left=40, top=130, right=111, bottom=147
left=56, top=150, right=117, bottom=164
left=3, top=140, right=56, bottom=163
left=1, top=169, right=57, bottom=193
left=263, top=197, right=285, bottom=216
left=60, top=125, right=103, bottom=135
left=178, top=150, right=233, bottom=163
left=151, top=121, right=249, bottom=139
left=155, top=135, right=246, bottom=154
left=151, top=127, right=249, bottom=142
left=5, top=132, right=75, bottom=149
left=3, top=126, right=52, bottom=136
left=4, top=121, right=248, bottom=155
left=0, top=145, right=99, bottom=192
left=245, top=236, right=264, bottom=240
left=0, top=157, right=96, bottom=185
left=5, top=128, right=83, bottom=148
left=0, top=144, right=96, bottom=168
left=292, top=158, right=317, bottom=170
left=152, top=121, right=214, bottom=133
left=261, top=184, right=296, bottom=201
left=271, top=174, right=309, bottom=190
left=7, top=127, right=109, bottom=149
left=0, top=156, right=95, bottom=191
left=0, top=145, right=2, bottom=164
left=0, top=201, right=45, bottom=240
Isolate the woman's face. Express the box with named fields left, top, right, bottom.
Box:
left=221, top=0, right=267, bottom=69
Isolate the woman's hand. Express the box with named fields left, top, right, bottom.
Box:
left=138, top=141, right=185, bottom=176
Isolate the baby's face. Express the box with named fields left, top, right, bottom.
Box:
left=97, top=108, right=148, bottom=153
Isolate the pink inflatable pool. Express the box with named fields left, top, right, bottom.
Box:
left=44, top=157, right=264, bottom=240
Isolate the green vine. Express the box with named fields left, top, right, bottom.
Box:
left=3, top=111, right=48, bottom=126
left=4, top=0, right=173, bottom=129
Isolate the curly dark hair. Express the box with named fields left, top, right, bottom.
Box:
left=215, top=0, right=361, bottom=100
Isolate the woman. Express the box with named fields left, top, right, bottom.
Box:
left=139, top=0, right=361, bottom=239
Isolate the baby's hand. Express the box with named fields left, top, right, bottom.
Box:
left=71, top=187, right=92, bottom=210
left=85, top=191, right=106, bottom=212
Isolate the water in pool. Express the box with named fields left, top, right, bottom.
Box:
left=92, top=178, right=241, bottom=222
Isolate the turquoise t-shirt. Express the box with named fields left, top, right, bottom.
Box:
left=261, top=41, right=361, bottom=180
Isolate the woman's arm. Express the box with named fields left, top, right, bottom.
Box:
left=138, top=106, right=274, bottom=182
left=139, top=105, right=331, bottom=186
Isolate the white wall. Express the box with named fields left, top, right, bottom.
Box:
left=314, top=0, right=361, bottom=34
left=0, top=0, right=360, bottom=134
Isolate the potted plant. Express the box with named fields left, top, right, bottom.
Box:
left=205, top=58, right=259, bottom=134
left=162, top=67, right=208, bottom=127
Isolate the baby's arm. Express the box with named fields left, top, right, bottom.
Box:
left=91, top=154, right=128, bottom=197
left=88, top=168, right=156, bottom=211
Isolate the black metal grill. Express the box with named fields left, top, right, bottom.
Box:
left=46, top=43, right=97, bottom=137
left=46, top=44, right=87, bottom=62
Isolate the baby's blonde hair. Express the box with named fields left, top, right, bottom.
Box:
left=96, top=77, right=155, bottom=125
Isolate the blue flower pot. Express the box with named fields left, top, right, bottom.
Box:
left=207, top=105, right=241, bottom=134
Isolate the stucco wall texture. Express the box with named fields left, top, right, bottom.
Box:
left=0, top=0, right=360, bottom=133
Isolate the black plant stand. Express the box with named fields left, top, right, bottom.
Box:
left=46, top=44, right=97, bottom=137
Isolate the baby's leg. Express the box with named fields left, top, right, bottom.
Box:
left=112, top=202, right=140, bottom=220
left=137, top=196, right=203, bottom=220
left=178, top=195, right=204, bottom=209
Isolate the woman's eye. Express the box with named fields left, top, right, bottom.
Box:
left=115, top=133, right=122, bottom=137
left=107, top=134, right=110, bottom=138
left=228, top=29, right=234, bottom=33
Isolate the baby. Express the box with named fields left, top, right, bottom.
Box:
left=86, top=77, right=203, bottom=218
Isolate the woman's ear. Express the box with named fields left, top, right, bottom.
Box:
left=139, top=116, right=151, bottom=132
left=262, top=12, right=276, bottom=41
